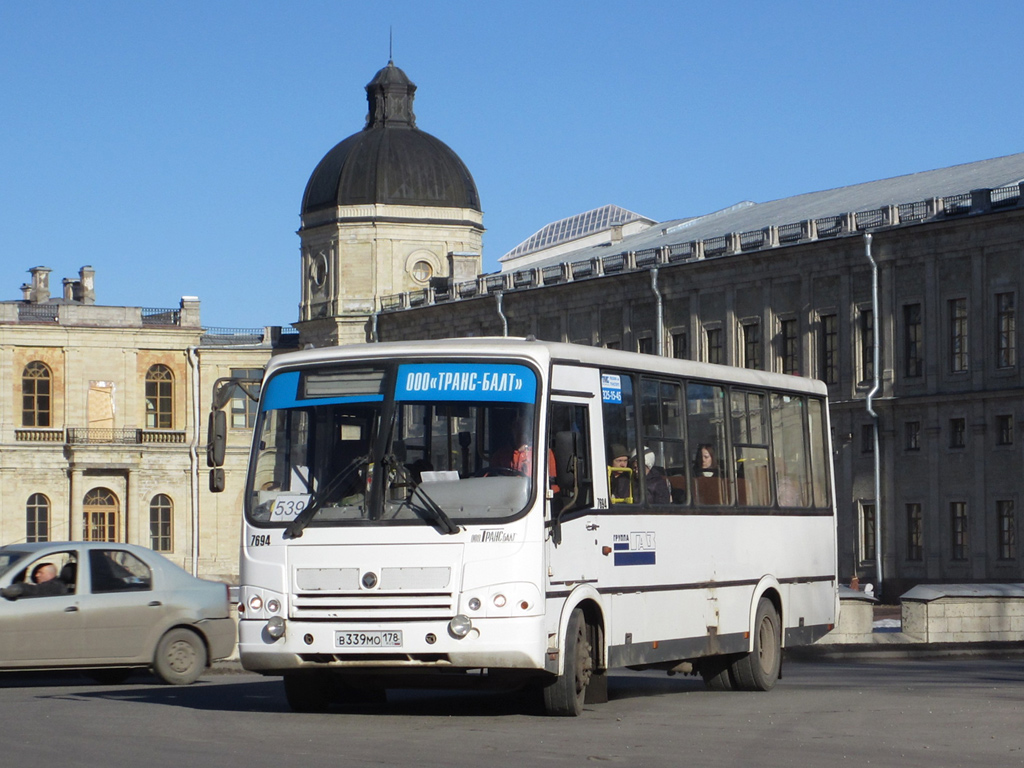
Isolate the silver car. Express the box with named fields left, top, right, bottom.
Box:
left=0, top=541, right=235, bottom=684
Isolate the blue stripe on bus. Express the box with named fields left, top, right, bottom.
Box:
left=614, top=551, right=656, bottom=566
left=261, top=371, right=384, bottom=411
left=395, top=363, right=536, bottom=403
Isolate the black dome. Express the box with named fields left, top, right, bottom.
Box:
left=302, top=63, right=481, bottom=215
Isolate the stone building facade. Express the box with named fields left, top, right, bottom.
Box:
left=0, top=266, right=294, bottom=580
left=373, top=170, right=1024, bottom=599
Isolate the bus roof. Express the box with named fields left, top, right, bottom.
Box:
left=263, top=338, right=828, bottom=397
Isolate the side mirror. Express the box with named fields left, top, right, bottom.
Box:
left=209, top=468, right=225, bottom=493
left=207, top=410, right=227, bottom=468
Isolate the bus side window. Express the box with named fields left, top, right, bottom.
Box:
left=640, top=377, right=687, bottom=505
left=550, top=402, right=592, bottom=512
left=687, top=382, right=731, bottom=506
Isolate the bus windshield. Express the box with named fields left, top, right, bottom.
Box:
left=246, top=360, right=540, bottom=530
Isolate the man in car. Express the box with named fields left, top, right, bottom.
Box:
left=1, top=561, right=70, bottom=599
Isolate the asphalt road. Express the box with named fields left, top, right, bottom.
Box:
left=1, top=657, right=1021, bottom=768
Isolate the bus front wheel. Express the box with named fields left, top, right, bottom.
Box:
left=731, top=597, right=781, bottom=691
left=543, top=608, right=594, bottom=716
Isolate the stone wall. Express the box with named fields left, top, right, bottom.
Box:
left=901, top=584, right=1024, bottom=643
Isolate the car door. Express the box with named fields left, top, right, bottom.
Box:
left=0, top=551, right=84, bottom=666
left=79, top=548, right=164, bottom=663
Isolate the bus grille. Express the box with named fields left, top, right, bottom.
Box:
left=290, top=591, right=456, bottom=621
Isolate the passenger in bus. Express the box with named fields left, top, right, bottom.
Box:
left=608, top=444, right=633, bottom=503
left=631, top=447, right=671, bottom=504
left=493, top=413, right=559, bottom=493
left=694, top=444, right=720, bottom=477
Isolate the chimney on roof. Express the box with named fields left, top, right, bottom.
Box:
left=26, top=266, right=51, bottom=304
left=79, top=266, right=95, bottom=304
left=610, top=222, right=624, bottom=243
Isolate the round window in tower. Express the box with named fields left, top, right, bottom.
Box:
left=411, top=260, right=433, bottom=284
left=311, top=251, right=328, bottom=288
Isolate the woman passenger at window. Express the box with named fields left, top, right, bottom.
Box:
left=695, top=444, right=720, bottom=478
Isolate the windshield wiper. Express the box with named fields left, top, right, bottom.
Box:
left=410, top=484, right=460, bottom=535
left=284, top=453, right=368, bottom=539
left=385, top=455, right=459, bottom=535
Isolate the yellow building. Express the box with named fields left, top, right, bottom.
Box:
left=0, top=265, right=292, bottom=580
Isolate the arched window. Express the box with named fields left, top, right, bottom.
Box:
left=150, top=494, right=173, bottom=552
left=26, top=493, right=50, bottom=542
left=145, top=365, right=174, bottom=429
left=22, top=361, right=52, bottom=427
left=83, top=487, right=119, bottom=542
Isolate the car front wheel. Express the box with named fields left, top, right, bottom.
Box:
left=153, top=628, right=208, bottom=685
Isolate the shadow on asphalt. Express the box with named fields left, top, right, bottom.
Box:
left=6, top=657, right=1021, bottom=717
left=0, top=668, right=708, bottom=717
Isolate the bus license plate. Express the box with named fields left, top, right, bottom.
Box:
left=335, top=630, right=403, bottom=648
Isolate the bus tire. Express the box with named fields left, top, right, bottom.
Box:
left=731, top=597, right=781, bottom=692
left=543, top=608, right=594, bottom=716
left=700, top=655, right=737, bottom=691
left=283, top=672, right=333, bottom=713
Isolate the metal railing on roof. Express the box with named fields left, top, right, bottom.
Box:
left=374, top=181, right=1024, bottom=314
left=142, top=307, right=181, bottom=326
left=18, top=304, right=59, bottom=322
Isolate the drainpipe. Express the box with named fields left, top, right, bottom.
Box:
left=864, top=233, right=883, bottom=595
left=371, top=310, right=379, bottom=342
left=186, top=346, right=201, bottom=577
left=495, top=290, right=508, bottom=337
left=651, top=267, right=664, bottom=355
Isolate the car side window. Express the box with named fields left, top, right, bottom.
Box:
left=89, top=550, right=153, bottom=593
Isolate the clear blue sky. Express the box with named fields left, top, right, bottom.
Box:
left=2, top=1, right=1022, bottom=328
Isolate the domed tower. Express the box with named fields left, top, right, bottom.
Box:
left=296, top=62, right=484, bottom=346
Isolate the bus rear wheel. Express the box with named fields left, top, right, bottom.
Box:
left=731, top=597, right=781, bottom=691
left=543, top=608, right=594, bottom=716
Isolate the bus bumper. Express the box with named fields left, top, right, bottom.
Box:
left=238, top=614, right=549, bottom=674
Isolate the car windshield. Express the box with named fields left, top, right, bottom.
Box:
left=246, top=361, right=540, bottom=530
left=0, top=550, right=30, bottom=579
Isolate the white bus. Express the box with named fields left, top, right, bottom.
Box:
left=231, top=338, right=838, bottom=715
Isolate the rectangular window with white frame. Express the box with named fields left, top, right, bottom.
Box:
left=742, top=321, right=761, bottom=370
left=859, top=307, right=874, bottom=383
left=949, top=298, right=969, bottom=373
left=996, top=292, right=1016, bottom=369
left=860, top=501, right=876, bottom=562
left=779, top=317, right=798, bottom=375
left=950, top=501, right=969, bottom=561
left=818, top=313, right=838, bottom=384
left=903, top=303, right=923, bottom=378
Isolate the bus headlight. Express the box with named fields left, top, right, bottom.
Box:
left=266, top=615, right=286, bottom=639
left=266, top=598, right=281, bottom=614
left=448, top=614, right=472, bottom=638
left=248, top=595, right=264, bottom=612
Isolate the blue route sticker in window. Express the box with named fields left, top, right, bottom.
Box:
left=396, top=363, right=536, bottom=403
left=602, top=373, right=623, bottom=403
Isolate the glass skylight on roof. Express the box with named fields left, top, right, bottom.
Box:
left=502, top=205, right=648, bottom=261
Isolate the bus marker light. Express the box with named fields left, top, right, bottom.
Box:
left=493, top=594, right=507, bottom=608
left=519, top=601, right=529, bottom=611
left=266, top=616, right=285, bottom=639
left=267, top=599, right=281, bottom=614
left=248, top=595, right=263, bottom=612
